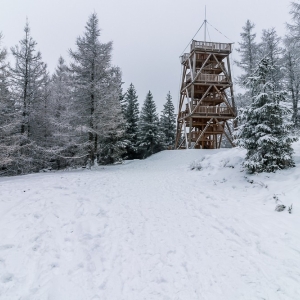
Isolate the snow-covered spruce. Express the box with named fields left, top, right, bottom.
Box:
left=285, top=2, right=300, bottom=127
left=69, top=13, right=108, bottom=166
left=97, top=68, right=127, bottom=165
left=235, top=20, right=260, bottom=106
left=48, top=56, right=82, bottom=169
left=0, top=32, right=14, bottom=175
left=235, top=20, right=260, bottom=82
left=122, top=83, right=140, bottom=159
left=160, top=91, right=176, bottom=148
left=237, top=57, right=298, bottom=173
left=283, top=39, right=300, bottom=128
left=259, top=28, right=283, bottom=90
left=69, top=13, right=124, bottom=166
left=8, top=22, right=50, bottom=175
left=138, top=91, right=165, bottom=158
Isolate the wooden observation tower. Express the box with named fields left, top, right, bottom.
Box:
left=175, top=22, right=236, bottom=149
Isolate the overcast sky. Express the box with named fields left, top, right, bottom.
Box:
left=0, top=0, right=292, bottom=111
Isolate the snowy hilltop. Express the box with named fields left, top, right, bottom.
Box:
left=0, top=142, right=299, bottom=300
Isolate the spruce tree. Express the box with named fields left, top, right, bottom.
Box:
left=235, top=20, right=260, bottom=109
left=287, top=1, right=300, bottom=41
left=69, top=13, right=113, bottom=165
left=259, top=28, right=283, bottom=89
left=0, top=34, right=9, bottom=102
left=123, top=83, right=139, bottom=159
left=11, top=22, right=49, bottom=140
left=160, top=91, right=176, bottom=148
left=138, top=91, right=163, bottom=158
left=49, top=56, right=81, bottom=169
left=0, top=33, right=11, bottom=117
left=97, top=67, right=127, bottom=164
left=282, top=39, right=300, bottom=127
left=235, top=20, right=259, bottom=86
left=285, top=3, right=300, bottom=127
left=0, top=33, right=15, bottom=174
left=9, top=21, right=50, bottom=174
left=51, top=57, right=72, bottom=120
left=237, top=57, right=297, bottom=173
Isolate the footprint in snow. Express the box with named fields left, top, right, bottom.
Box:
left=1, top=273, right=13, bottom=283
left=0, top=244, right=14, bottom=251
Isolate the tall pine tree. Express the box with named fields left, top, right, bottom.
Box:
left=282, top=38, right=300, bottom=128
left=123, top=83, right=139, bottom=159
left=97, top=67, right=127, bottom=164
left=9, top=21, right=49, bottom=174
left=0, top=33, right=10, bottom=105
left=285, top=2, right=300, bottom=127
left=49, top=56, right=81, bottom=169
left=287, top=1, right=300, bottom=41
left=259, top=28, right=283, bottom=89
left=235, top=20, right=260, bottom=108
left=0, top=33, right=15, bottom=174
left=160, top=91, right=176, bottom=148
left=235, top=20, right=260, bottom=86
left=237, top=57, right=297, bottom=173
left=69, top=13, right=113, bottom=165
left=11, top=21, right=49, bottom=140
left=138, top=91, right=163, bottom=158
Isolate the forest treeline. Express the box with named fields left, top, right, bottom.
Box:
left=234, top=2, right=300, bottom=173
left=235, top=3, right=300, bottom=125
left=0, top=13, right=176, bottom=176
left=1, top=1, right=300, bottom=176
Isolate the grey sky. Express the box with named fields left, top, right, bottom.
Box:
left=0, top=0, right=291, bottom=111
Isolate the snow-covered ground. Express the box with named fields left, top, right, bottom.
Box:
left=1, top=143, right=300, bottom=300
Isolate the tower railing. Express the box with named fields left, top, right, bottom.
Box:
left=186, top=73, right=228, bottom=83
left=192, top=106, right=232, bottom=115
left=198, top=74, right=227, bottom=83
left=179, top=106, right=234, bottom=119
left=191, top=41, right=231, bottom=52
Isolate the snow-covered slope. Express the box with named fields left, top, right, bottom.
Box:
left=0, top=143, right=300, bottom=300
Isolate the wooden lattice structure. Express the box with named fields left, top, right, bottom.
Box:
left=175, top=40, right=236, bottom=149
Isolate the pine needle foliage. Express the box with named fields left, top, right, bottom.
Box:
left=123, top=83, right=140, bottom=159
left=235, top=20, right=260, bottom=86
left=160, top=91, right=176, bottom=148
left=97, top=68, right=127, bottom=165
left=69, top=13, right=113, bottom=165
left=0, top=33, right=14, bottom=174
left=8, top=22, right=50, bottom=174
left=237, top=57, right=298, bottom=173
left=138, top=91, right=164, bottom=158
